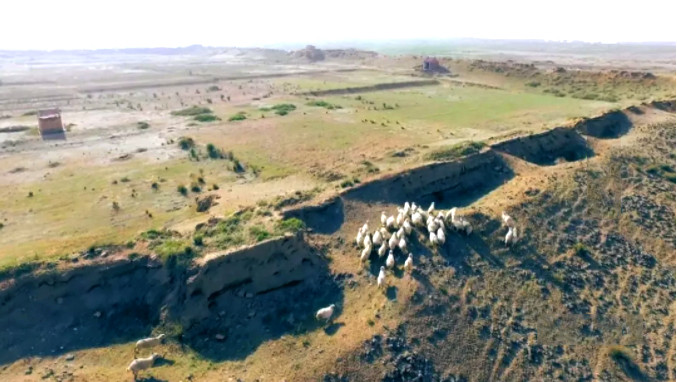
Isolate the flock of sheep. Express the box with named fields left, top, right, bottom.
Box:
left=126, top=203, right=521, bottom=379
left=314, top=201, right=520, bottom=324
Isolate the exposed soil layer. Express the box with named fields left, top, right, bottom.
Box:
left=282, top=196, right=345, bottom=234
left=0, top=232, right=333, bottom=364
left=574, top=110, right=632, bottom=138
left=491, top=127, right=594, bottom=165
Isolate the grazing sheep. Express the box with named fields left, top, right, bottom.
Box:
left=501, top=211, right=515, bottom=228
left=397, top=227, right=405, bottom=240
left=427, top=202, right=435, bottom=214
left=315, top=304, right=336, bottom=321
left=398, top=237, right=408, bottom=253
left=451, top=218, right=464, bottom=232
left=361, top=245, right=371, bottom=263
left=388, top=234, right=398, bottom=250
left=381, top=211, right=387, bottom=226
left=461, top=218, right=473, bottom=235
left=412, top=212, right=423, bottom=226
left=373, top=230, right=383, bottom=246
left=377, top=266, right=386, bottom=288
left=380, top=227, right=391, bottom=240
left=403, top=202, right=411, bottom=217
left=135, top=334, right=165, bottom=354
left=362, top=221, right=369, bottom=234
left=356, top=230, right=364, bottom=247
left=436, top=212, right=445, bottom=221
left=411, top=202, right=418, bottom=213
left=403, top=219, right=412, bottom=235
left=404, top=253, right=414, bottom=272
left=363, top=234, right=372, bottom=249
left=386, top=215, right=396, bottom=229
left=447, top=207, right=457, bottom=223
left=386, top=251, right=395, bottom=269
left=427, top=221, right=438, bottom=234
left=436, top=218, right=446, bottom=232
left=437, top=227, right=446, bottom=245
left=127, top=353, right=161, bottom=379
left=396, top=213, right=404, bottom=229
left=378, top=242, right=387, bottom=257
left=429, top=232, right=439, bottom=245
left=505, top=226, right=519, bottom=246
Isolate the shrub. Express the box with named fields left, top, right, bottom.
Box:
left=206, top=143, right=222, bottom=159
left=177, top=184, right=188, bottom=196
left=171, top=106, right=213, bottom=116
left=425, top=141, right=485, bottom=161
left=573, top=242, right=589, bottom=257
left=249, top=226, right=271, bottom=242
left=340, top=179, right=354, bottom=188
left=137, top=121, right=150, bottom=129
left=193, top=235, right=204, bottom=246
left=190, top=182, right=201, bottom=193
left=276, top=218, right=305, bottom=233
left=120, top=176, right=131, bottom=183
left=271, top=103, right=296, bottom=116
left=228, top=112, right=247, bottom=121
left=178, top=137, right=195, bottom=150
left=194, top=114, right=220, bottom=122
left=151, top=182, right=159, bottom=190
left=212, top=183, right=220, bottom=190
left=525, top=81, right=541, bottom=87
left=207, top=85, right=221, bottom=92
left=306, top=100, right=341, bottom=109
left=22, top=111, right=37, bottom=116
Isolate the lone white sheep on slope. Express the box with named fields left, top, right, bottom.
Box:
left=377, top=266, right=387, bottom=288
left=404, top=253, right=414, bottom=272
left=501, top=211, right=515, bottom=228
left=127, top=353, right=161, bottom=379
left=316, top=304, right=336, bottom=321
left=135, top=334, right=165, bottom=354
left=505, top=226, right=519, bottom=246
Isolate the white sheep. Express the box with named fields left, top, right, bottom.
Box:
left=377, top=266, right=386, bottom=288
left=388, top=233, right=398, bottom=250
left=398, top=237, right=408, bottom=253
left=429, top=231, right=439, bottom=245
left=404, top=253, right=414, bottom=272
left=427, top=202, right=435, bottom=214
left=378, top=242, right=387, bottom=257
left=412, top=212, right=423, bottom=226
left=505, top=226, right=519, bottom=246
left=361, top=245, right=371, bottom=263
left=411, top=202, right=418, bottom=213
left=380, top=227, right=391, bottom=240
left=436, top=212, right=445, bottom=221
left=427, top=221, right=438, bottom=234
left=403, top=202, right=411, bottom=216
left=437, top=227, right=446, bottom=245
left=135, top=334, right=165, bottom=354
left=396, top=227, right=405, bottom=240
left=461, top=218, right=473, bottom=235
left=381, top=211, right=387, bottom=226
left=396, top=213, right=404, bottom=229
left=363, top=234, right=372, bottom=249
left=436, top=218, right=446, bottom=232
left=362, top=221, right=369, bottom=234
left=386, top=215, right=396, bottom=229
left=451, top=218, right=464, bottom=232
left=373, top=230, right=383, bottom=246
left=502, top=211, right=515, bottom=228
left=403, top=219, right=412, bottom=235
left=127, top=353, right=160, bottom=379
left=356, top=230, right=364, bottom=247
left=386, top=251, right=395, bottom=269
left=315, top=304, right=335, bottom=321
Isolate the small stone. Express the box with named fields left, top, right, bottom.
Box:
left=245, top=292, right=254, bottom=298
left=215, top=334, right=226, bottom=341
left=237, top=290, right=245, bottom=298
left=248, top=310, right=256, bottom=318
left=219, top=311, right=226, bottom=317
left=65, top=354, right=75, bottom=361
left=56, top=297, right=63, bottom=305
left=93, top=311, right=102, bottom=318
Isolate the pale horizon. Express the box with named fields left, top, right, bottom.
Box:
left=2, top=0, right=676, bottom=51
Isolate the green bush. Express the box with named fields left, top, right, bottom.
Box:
left=228, top=112, right=247, bottom=121
left=249, top=226, right=271, bottom=242
left=193, top=235, right=204, bottom=246
left=171, top=106, right=213, bottom=116
left=178, top=137, right=195, bottom=150
left=137, top=121, right=150, bottom=129
left=573, top=242, right=589, bottom=257
left=190, top=182, right=201, bottom=193
left=206, top=143, right=222, bottom=159
left=271, top=103, right=296, bottom=116
left=340, top=179, right=354, bottom=188
left=177, top=184, right=188, bottom=196
left=207, top=85, right=221, bottom=92
left=194, top=114, right=220, bottom=122
left=276, top=218, right=306, bottom=233
left=306, top=100, right=341, bottom=109
left=526, top=81, right=541, bottom=87
left=425, top=141, right=486, bottom=161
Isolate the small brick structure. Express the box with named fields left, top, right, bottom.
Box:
left=423, top=57, right=440, bottom=71
left=37, top=108, right=66, bottom=139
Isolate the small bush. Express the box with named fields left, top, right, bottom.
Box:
left=22, top=111, right=37, bottom=116
left=177, top=184, right=188, bottom=196
left=151, top=182, right=159, bottom=190
left=207, top=85, right=221, bottom=92
left=573, top=242, right=589, bottom=257
left=340, top=179, right=354, bottom=188
left=228, top=112, right=247, bottom=121
left=193, top=235, right=204, bottom=246
left=249, top=226, right=271, bottom=242
left=306, top=100, right=341, bottom=109
left=120, top=176, right=131, bottom=183
left=276, top=218, right=306, bottom=233
left=178, top=137, right=195, bottom=150
left=425, top=141, right=486, bottom=161
left=190, top=182, right=201, bottom=193
left=194, top=114, right=220, bottom=122
left=137, top=121, right=150, bottom=129
left=271, top=103, right=296, bottom=116
left=526, top=81, right=541, bottom=87
left=206, top=143, right=222, bottom=159
left=212, top=183, right=220, bottom=190
left=171, top=106, right=213, bottom=116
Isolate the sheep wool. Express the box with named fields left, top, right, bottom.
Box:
left=316, top=304, right=335, bottom=321
left=404, top=253, right=414, bottom=272
left=386, top=251, right=395, bottom=268
left=127, top=353, right=160, bottom=378
left=377, top=266, right=386, bottom=288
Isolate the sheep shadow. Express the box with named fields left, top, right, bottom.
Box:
left=282, top=197, right=344, bottom=234
left=183, top=271, right=345, bottom=362
left=136, top=377, right=168, bottom=382
left=154, top=357, right=175, bottom=367
left=324, top=322, right=345, bottom=336
left=386, top=286, right=398, bottom=300
left=575, top=111, right=633, bottom=139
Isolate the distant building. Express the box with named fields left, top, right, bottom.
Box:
left=37, top=108, right=66, bottom=139
left=423, top=57, right=440, bottom=71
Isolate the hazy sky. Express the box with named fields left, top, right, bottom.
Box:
left=2, top=0, right=675, bottom=50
